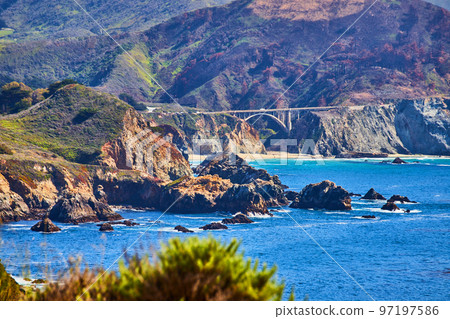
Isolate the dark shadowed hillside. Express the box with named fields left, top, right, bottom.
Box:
left=0, top=0, right=448, bottom=109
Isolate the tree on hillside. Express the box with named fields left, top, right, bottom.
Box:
left=0, top=81, right=33, bottom=114
left=44, top=79, right=78, bottom=98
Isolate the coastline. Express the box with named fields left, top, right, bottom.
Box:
left=189, top=152, right=450, bottom=163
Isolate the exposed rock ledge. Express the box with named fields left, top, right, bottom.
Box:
left=290, top=180, right=352, bottom=210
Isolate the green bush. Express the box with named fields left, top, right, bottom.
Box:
left=45, top=79, right=78, bottom=97
left=0, top=260, right=21, bottom=301
left=72, top=107, right=98, bottom=124
left=28, top=237, right=287, bottom=301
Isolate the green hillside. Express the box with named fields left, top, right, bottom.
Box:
left=0, top=84, right=130, bottom=163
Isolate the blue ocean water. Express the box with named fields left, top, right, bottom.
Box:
left=1, top=158, right=449, bottom=300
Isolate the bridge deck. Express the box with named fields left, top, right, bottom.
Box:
left=198, top=105, right=370, bottom=114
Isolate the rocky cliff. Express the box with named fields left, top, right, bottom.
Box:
left=291, top=98, right=450, bottom=156
left=0, top=84, right=193, bottom=223
left=148, top=113, right=265, bottom=155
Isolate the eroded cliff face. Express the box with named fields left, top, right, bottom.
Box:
left=291, top=98, right=450, bottom=156
left=148, top=113, right=266, bottom=155
left=101, top=109, right=193, bottom=181
left=395, top=98, right=450, bottom=155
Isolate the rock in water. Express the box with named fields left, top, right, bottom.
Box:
left=199, top=222, right=228, bottom=230
left=195, top=152, right=288, bottom=206
left=49, top=192, right=122, bottom=223
left=284, top=191, right=298, bottom=201
left=387, top=195, right=416, bottom=203
left=361, top=215, right=376, bottom=219
left=99, top=223, right=114, bottom=231
left=217, top=183, right=271, bottom=216
left=381, top=202, right=400, bottom=211
left=361, top=188, right=386, bottom=200
left=222, top=214, right=254, bottom=224
left=289, top=180, right=352, bottom=210
left=31, top=218, right=61, bottom=233
left=174, top=225, right=194, bottom=233
left=392, top=157, right=406, bottom=164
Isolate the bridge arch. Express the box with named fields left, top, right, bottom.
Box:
left=244, top=113, right=289, bottom=133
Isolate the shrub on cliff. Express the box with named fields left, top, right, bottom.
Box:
left=45, top=79, right=78, bottom=97
left=0, top=81, right=33, bottom=114
left=28, top=237, right=287, bottom=301
left=0, top=260, right=21, bottom=301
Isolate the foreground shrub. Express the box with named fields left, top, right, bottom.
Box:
left=28, top=237, right=286, bottom=301
left=0, top=260, right=21, bottom=301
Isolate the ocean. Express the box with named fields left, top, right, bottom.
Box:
left=1, top=157, right=449, bottom=300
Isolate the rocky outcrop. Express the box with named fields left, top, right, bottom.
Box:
left=49, top=192, right=122, bottom=223
left=195, top=153, right=288, bottom=207
left=159, top=175, right=232, bottom=214
left=392, top=157, right=406, bottom=164
left=159, top=171, right=276, bottom=216
left=361, top=188, right=386, bottom=200
left=222, top=214, right=254, bottom=224
left=284, top=191, right=298, bottom=201
left=387, top=195, right=415, bottom=203
left=174, top=225, right=194, bottom=233
left=0, top=173, right=30, bottom=223
left=200, top=222, right=228, bottom=230
left=31, top=218, right=61, bottom=233
left=99, top=223, right=114, bottom=231
left=381, top=202, right=400, bottom=211
left=101, top=109, right=193, bottom=181
left=217, top=184, right=271, bottom=216
left=290, top=180, right=352, bottom=210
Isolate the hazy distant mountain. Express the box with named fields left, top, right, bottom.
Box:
left=425, top=0, right=450, bottom=10
left=0, top=0, right=448, bottom=108
left=0, top=0, right=232, bottom=40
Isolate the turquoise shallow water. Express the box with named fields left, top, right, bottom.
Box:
left=1, top=157, right=449, bottom=300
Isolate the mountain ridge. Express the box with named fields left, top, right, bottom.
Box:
left=0, top=0, right=448, bottom=109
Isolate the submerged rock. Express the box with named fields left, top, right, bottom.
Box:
left=99, top=223, right=114, bottom=231
left=31, top=217, right=61, bottom=233
left=222, top=214, right=254, bottom=224
left=200, top=222, right=228, bottom=230
left=381, top=202, right=400, bottom=211
left=387, top=195, right=416, bottom=203
left=289, top=180, right=352, bottom=210
left=349, top=192, right=362, bottom=197
left=392, top=157, right=406, bottom=164
left=361, top=188, right=386, bottom=200
left=96, top=220, right=139, bottom=227
left=361, top=215, right=376, bottom=219
left=174, top=225, right=193, bottom=233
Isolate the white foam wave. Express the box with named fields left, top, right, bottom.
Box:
left=324, top=211, right=351, bottom=215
